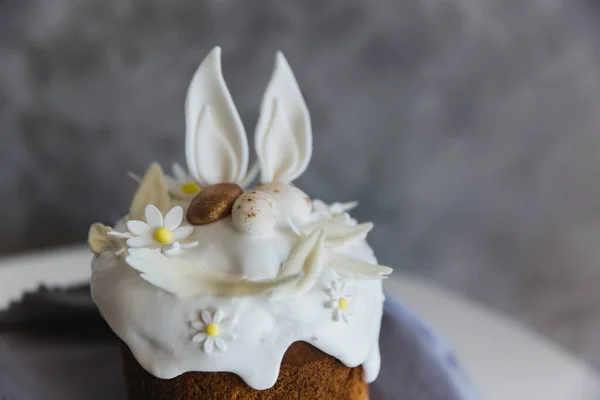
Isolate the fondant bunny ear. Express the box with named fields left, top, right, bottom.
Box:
left=185, top=47, right=249, bottom=185
left=255, top=52, right=312, bottom=184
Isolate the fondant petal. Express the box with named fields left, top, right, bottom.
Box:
left=192, top=332, right=207, bottom=343
left=145, top=205, right=164, bottom=228
left=201, top=310, right=213, bottom=325
left=172, top=226, right=194, bottom=240
left=164, top=206, right=183, bottom=231
left=191, top=321, right=205, bottom=330
left=333, top=308, right=341, bottom=321
left=215, top=337, right=227, bottom=351
left=163, top=242, right=180, bottom=256
left=204, top=338, right=215, bottom=353
left=213, top=310, right=224, bottom=324
left=126, top=220, right=151, bottom=236
left=126, top=236, right=154, bottom=248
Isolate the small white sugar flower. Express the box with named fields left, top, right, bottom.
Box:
left=166, top=162, right=202, bottom=199
left=109, top=204, right=198, bottom=255
left=325, top=280, right=355, bottom=323
left=191, top=309, right=235, bottom=353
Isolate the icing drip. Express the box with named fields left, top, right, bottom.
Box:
left=91, top=209, right=384, bottom=389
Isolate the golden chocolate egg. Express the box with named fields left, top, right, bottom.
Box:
left=186, top=183, right=244, bottom=225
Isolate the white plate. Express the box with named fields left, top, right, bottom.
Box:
left=0, top=245, right=598, bottom=400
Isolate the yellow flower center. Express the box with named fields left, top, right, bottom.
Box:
left=206, top=323, right=220, bottom=337
left=153, top=227, right=172, bottom=244
left=181, top=181, right=200, bottom=194
left=338, top=297, right=349, bottom=310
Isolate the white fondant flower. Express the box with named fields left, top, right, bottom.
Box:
left=191, top=309, right=235, bottom=353
left=166, top=162, right=202, bottom=199
left=109, top=205, right=198, bottom=255
left=325, top=280, right=355, bottom=323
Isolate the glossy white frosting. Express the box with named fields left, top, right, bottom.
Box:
left=91, top=207, right=385, bottom=389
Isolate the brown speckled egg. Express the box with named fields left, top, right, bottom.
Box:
left=232, top=191, right=278, bottom=235
left=186, top=183, right=244, bottom=225
left=255, top=183, right=311, bottom=226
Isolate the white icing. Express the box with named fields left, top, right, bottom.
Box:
left=255, top=52, right=312, bottom=184
left=92, top=205, right=385, bottom=389
left=90, top=47, right=390, bottom=391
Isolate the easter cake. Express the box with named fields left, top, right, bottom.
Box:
left=88, top=47, right=392, bottom=399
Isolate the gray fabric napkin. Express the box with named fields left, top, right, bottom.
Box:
left=0, top=286, right=480, bottom=400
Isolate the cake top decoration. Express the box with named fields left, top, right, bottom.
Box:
left=89, top=46, right=392, bottom=390
left=254, top=51, right=312, bottom=184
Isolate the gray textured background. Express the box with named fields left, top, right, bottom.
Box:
left=2, top=0, right=600, bottom=369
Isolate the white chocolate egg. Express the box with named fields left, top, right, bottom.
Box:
left=232, top=191, right=278, bottom=235
left=254, top=183, right=311, bottom=226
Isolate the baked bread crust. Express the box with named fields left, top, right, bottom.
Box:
left=121, top=341, right=368, bottom=400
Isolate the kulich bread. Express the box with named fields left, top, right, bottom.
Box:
left=122, top=342, right=368, bottom=400
left=90, top=46, right=391, bottom=399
